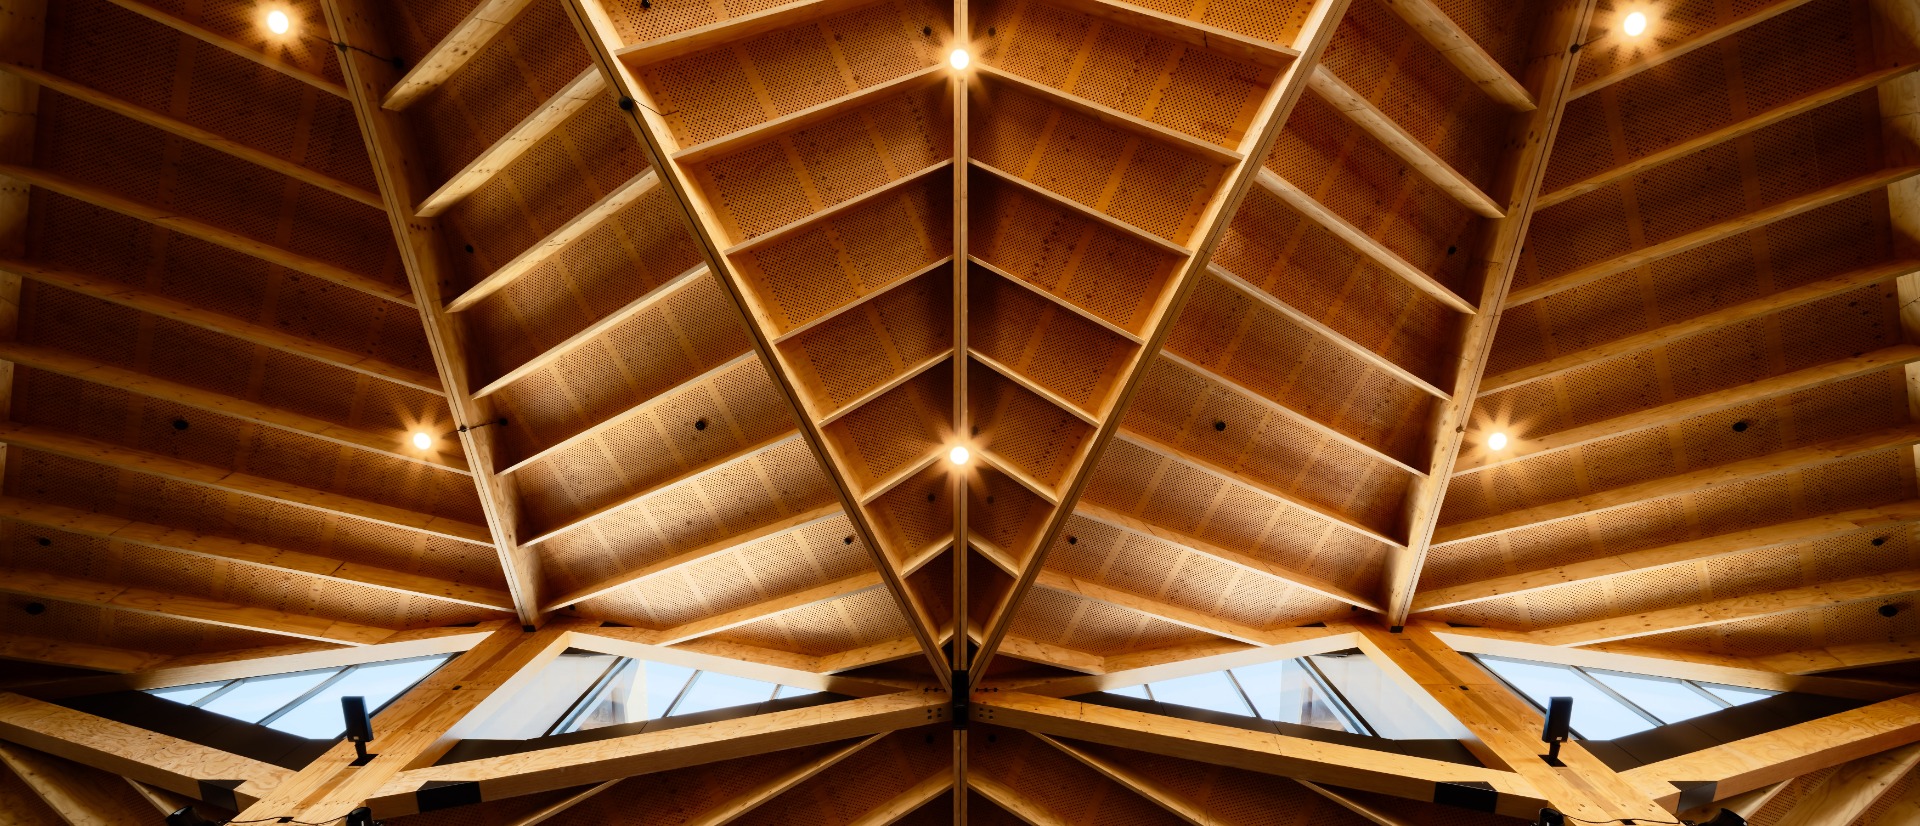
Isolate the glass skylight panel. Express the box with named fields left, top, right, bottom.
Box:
left=668, top=671, right=778, bottom=716
left=1477, top=658, right=1654, bottom=740
left=1588, top=671, right=1722, bottom=725
left=150, top=682, right=225, bottom=706
left=1308, top=652, right=1454, bottom=739
left=1228, top=659, right=1347, bottom=731
left=1146, top=670, right=1253, bottom=717
left=465, top=651, right=623, bottom=739
left=1702, top=684, right=1774, bottom=706
left=266, top=656, right=449, bottom=738
left=1102, top=684, right=1151, bottom=700
left=198, top=668, right=339, bottom=724
left=643, top=661, right=697, bottom=719
left=773, top=685, right=821, bottom=699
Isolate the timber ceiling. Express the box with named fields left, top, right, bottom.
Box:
left=3, top=0, right=1920, bottom=821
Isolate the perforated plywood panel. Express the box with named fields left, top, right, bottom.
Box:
left=0, top=591, right=289, bottom=657
left=1266, top=92, right=1479, bottom=293
left=969, top=272, right=1137, bottom=418
left=970, top=727, right=1184, bottom=826
left=1165, top=274, right=1436, bottom=464
left=824, top=360, right=950, bottom=491
left=970, top=361, right=1092, bottom=491
left=969, top=176, right=1180, bottom=337
left=516, top=742, right=843, bottom=825
left=1008, top=584, right=1214, bottom=656
left=1216, top=185, right=1458, bottom=388
left=969, top=464, right=1054, bottom=559
left=533, top=438, right=836, bottom=598
left=1062, top=740, right=1404, bottom=826
left=491, top=272, right=755, bottom=466
left=641, top=0, right=948, bottom=148
left=711, top=586, right=911, bottom=656
left=409, top=0, right=592, bottom=184
left=780, top=266, right=952, bottom=418
left=867, top=461, right=953, bottom=560
left=441, top=100, right=653, bottom=291
left=730, top=731, right=951, bottom=826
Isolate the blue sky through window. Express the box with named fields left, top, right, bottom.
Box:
left=147, top=655, right=452, bottom=739
left=1474, top=654, right=1781, bottom=740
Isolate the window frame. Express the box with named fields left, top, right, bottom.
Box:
left=1470, top=654, right=1764, bottom=740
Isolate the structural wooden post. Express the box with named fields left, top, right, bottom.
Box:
left=321, top=0, right=542, bottom=626
left=0, top=741, right=161, bottom=824
left=1385, top=0, right=1597, bottom=625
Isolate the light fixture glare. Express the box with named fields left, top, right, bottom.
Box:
left=1487, top=432, right=1509, bottom=451
left=267, top=9, right=291, bottom=35
left=949, top=49, right=970, bottom=70
left=948, top=445, right=970, bottom=465
left=411, top=432, right=432, bottom=450
left=1622, top=11, right=1647, bottom=36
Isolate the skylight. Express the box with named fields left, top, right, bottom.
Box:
left=145, top=654, right=454, bottom=739
left=1472, top=654, right=1780, bottom=740
left=1102, top=649, right=1451, bottom=739
left=463, top=650, right=826, bottom=739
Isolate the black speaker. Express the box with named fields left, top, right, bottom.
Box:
left=345, top=806, right=379, bottom=826
left=1534, top=809, right=1565, bottom=826
left=1697, top=811, right=1747, bottom=826
left=1542, top=696, right=1573, bottom=744
left=342, top=695, right=373, bottom=743
left=165, top=806, right=218, bottom=826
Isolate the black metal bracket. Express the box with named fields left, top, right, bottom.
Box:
left=350, top=740, right=379, bottom=767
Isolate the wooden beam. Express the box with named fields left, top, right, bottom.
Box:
left=0, top=62, right=385, bottom=208
left=324, top=0, right=541, bottom=624
left=1013, top=627, right=1355, bottom=697
left=1250, top=172, right=1475, bottom=315
left=1621, top=692, right=1920, bottom=809
left=1306, top=67, right=1502, bottom=218
left=1433, top=424, right=1920, bottom=545
left=1074, top=501, right=1380, bottom=610
left=612, top=0, right=876, bottom=66
left=681, top=734, right=884, bottom=826
left=1377, top=0, right=1533, bottom=111
left=1527, top=568, right=1920, bottom=647
left=0, top=162, right=415, bottom=306
left=231, top=620, right=591, bottom=821
left=649, top=572, right=883, bottom=646
left=670, top=66, right=947, bottom=166
left=1567, top=0, right=1823, bottom=100
left=542, top=502, right=839, bottom=610
left=0, top=692, right=292, bottom=809
left=725, top=163, right=955, bottom=258
left=504, top=780, right=620, bottom=826
left=472, top=263, right=705, bottom=399
left=0, top=634, right=171, bottom=673
left=365, top=691, right=951, bottom=816
left=125, top=778, right=197, bottom=817
left=1758, top=639, right=1920, bottom=675
left=381, top=0, right=534, bottom=110
left=972, top=65, right=1241, bottom=163
left=0, top=340, right=469, bottom=472
left=1118, top=429, right=1402, bottom=548
left=0, top=566, right=397, bottom=645
left=0, top=496, right=511, bottom=609
left=974, top=0, right=1354, bottom=678
left=1774, top=743, right=1920, bottom=826
left=1354, top=622, right=1676, bottom=822
left=0, top=741, right=159, bottom=825
left=519, top=431, right=801, bottom=548
left=99, top=0, right=350, bottom=98
left=1506, top=165, right=1920, bottom=308
left=1034, top=568, right=1287, bottom=647
left=847, top=769, right=950, bottom=826
left=1479, top=258, right=1920, bottom=394
left=1298, top=780, right=1419, bottom=826
left=571, top=628, right=899, bottom=697
left=497, top=349, right=754, bottom=474
left=1036, top=735, right=1216, bottom=825
left=1539, top=64, right=1919, bottom=208
left=0, top=258, right=442, bottom=393
left=0, top=421, right=493, bottom=544
left=1456, top=345, right=1920, bottom=474
left=969, top=159, right=1194, bottom=258
left=971, top=691, right=1546, bottom=818
left=415, top=67, right=606, bottom=216
left=1384, top=0, right=1598, bottom=624
left=444, top=167, right=659, bottom=311
left=0, top=0, right=44, bottom=536
left=1207, top=263, right=1453, bottom=399
left=1041, top=0, right=1298, bottom=70
left=565, top=0, right=950, bottom=682
left=1412, top=499, right=1920, bottom=612
left=24, top=625, right=500, bottom=699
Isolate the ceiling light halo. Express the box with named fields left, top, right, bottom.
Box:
left=1487, top=432, right=1509, bottom=451
left=411, top=432, right=433, bottom=450
left=948, top=445, right=971, bottom=465
left=267, top=9, right=291, bottom=35
left=1622, top=10, right=1648, bottom=36
left=949, top=49, right=970, bottom=70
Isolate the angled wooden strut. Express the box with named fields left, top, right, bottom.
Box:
left=561, top=0, right=950, bottom=684
left=322, top=0, right=543, bottom=625
left=972, top=0, right=1357, bottom=679
left=1385, top=0, right=1600, bottom=625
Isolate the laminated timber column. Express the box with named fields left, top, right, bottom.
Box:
left=318, top=0, right=542, bottom=626
left=967, top=0, right=1353, bottom=677
left=560, top=0, right=950, bottom=683
left=1873, top=0, right=1920, bottom=467
left=0, top=0, right=44, bottom=499
left=1382, top=0, right=1598, bottom=625
left=1350, top=621, right=1676, bottom=822
left=950, top=0, right=970, bottom=820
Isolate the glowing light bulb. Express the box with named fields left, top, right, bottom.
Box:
left=949, top=49, right=970, bottom=70
left=949, top=445, right=970, bottom=465
left=411, top=432, right=432, bottom=450
left=1622, top=11, right=1647, bottom=36
left=1487, top=432, right=1508, bottom=451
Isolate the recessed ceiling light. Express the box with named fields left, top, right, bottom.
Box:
left=1623, top=11, right=1647, bottom=37
left=1487, top=432, right=1508, bottom=451
left=267, top=9, right=291, bottom=35
left=949, top=49, right=970, bottom=70
left=411, top=432, right=432, bottom=450
left=949, top=445, right=970, bottom=465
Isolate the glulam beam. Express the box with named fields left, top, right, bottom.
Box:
left=0, top=741, right=160, bottom=824
left=416, top=67, right=607, bottom=216
left=1525, top=569, right=1920, bottom=647
left=1306, top=67, right=1503, bottom=218
left=381, top=0, right=535, bottom=111
left=444, top=167, right=660, bottom=311
left=0, top=567, right=397, bottom=645
left=1377, top=0, right=1533, bottom=111
left=0, top=634, right=170, bottom=674
left=1383, top=0, right=1598, bottom=624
